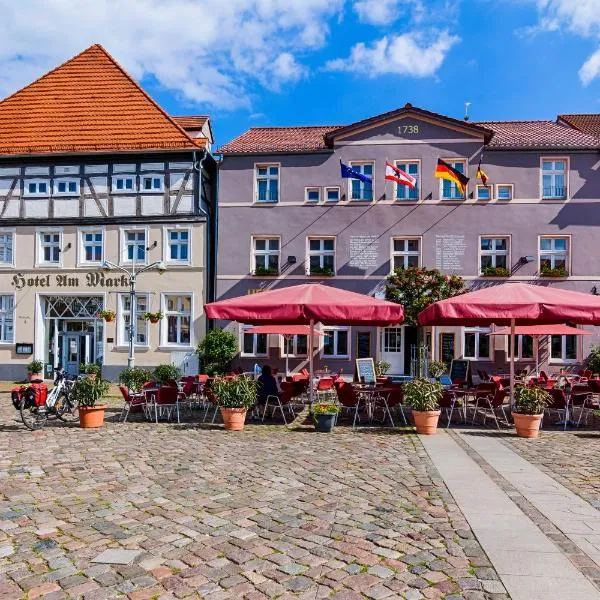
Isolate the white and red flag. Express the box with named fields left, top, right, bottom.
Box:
left=385, top=161, right=417, bottom=189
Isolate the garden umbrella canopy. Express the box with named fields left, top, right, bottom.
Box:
left=417, top=283, right=600, bottom=327
left=487, top=324, right=592, bottom=337
left=245, top=325, right=324, bottom=336
left=205, top=283, right=404, bottom=326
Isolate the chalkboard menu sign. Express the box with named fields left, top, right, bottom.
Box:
left=450, top=359, right=471, bottom=385
left=356, top=358, right=376, bottom=384
left=439, top=333, right=455, bottom=364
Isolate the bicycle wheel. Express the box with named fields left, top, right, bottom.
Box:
left=20, top=398, right=47, bottom=431
left=55, top=392, right=79, bottom=423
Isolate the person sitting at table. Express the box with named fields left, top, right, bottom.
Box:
left=257, top=365, right=280, bottom=404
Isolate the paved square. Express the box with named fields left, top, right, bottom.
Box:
left=0, top=400, right=508, bottom=599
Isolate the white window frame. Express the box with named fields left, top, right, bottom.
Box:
left=36, top=228, right=63, bottom=267
left=541, top=157, right=569, bottom=200
left=112, top=175, right=136, bottom=194
left=117, top=293, right=149, bottom=347
left=479, top=236, right=510, bottom=274
left=324, top=186, right=341, bottom=202
left=306, top=237, right=335, bottom=276
left=549, top=334, right=578, bottom=364
left=251, top=236, right=280, bottom=275
left=161, top=293, right=193, bottom=347
left=476, top=184, right=492, bottom=201
left=140, top=174, right=164, bottom=193
left=164, top=226, right=191, bottom=265
left=254, top=163, right=280, bottom=204
left=0, top=293, right=15, bottom=344
left=305, top=187, right=321, bottom=203
left=390, top=237, right=421, bottom=272
left=539, top=235, right=570, bottom=275
left=240, top=324, right=268, bottom=358
left=78, top=227, right=104, bottom=266
left=321, top=326, right=351, bottom=359
left=349, top=161, right=374, bottom=201
left=0, top=230, right=15, bottom=268
left=496, top=184, right=514, bottom=201
left=120, top=227, right=148, bottom=266
left=281, top=334, right=308, bottom=358
left=463, top=327, right=491, bottom=361
left=394, top=159, right=420, bottom=201
left=24, top=179, right=50, bottom=197
left=439, top=158, right=467, bottom=200
left=53, top=178, right=80, bottom=196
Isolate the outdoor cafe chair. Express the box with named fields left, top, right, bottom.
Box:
left=469, top=383, right=498, bottom=424
left=263, top=384, right=296, bottom=425
left=543, top=388, right=568, bottom=427
left=118, top=385, right=147, bottom=422
left=474, top=389, right=509, bottom=429
left=571, top=384, right=595, bottom=427
left=316, top=377, right=336, bottom=402
left=334, top=380, right=362, bottom=427
left=438, top=390, right=461, bottom=428
left=154, top=386, right=181, bottom=423
left=384, top=386, right=407, bottom=425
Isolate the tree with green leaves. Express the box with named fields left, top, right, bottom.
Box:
left=385, top=267, right=466, bottom=326
left=197, top=328, right=238, bottom=375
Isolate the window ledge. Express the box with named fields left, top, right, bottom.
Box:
left=157, top=345, right=195, bottom=351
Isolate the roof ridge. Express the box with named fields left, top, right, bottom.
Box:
left=475, top=119, right=554, bottom=124
left=247, top=125, right=344, bottom=130
left=559, top=113, right=600, bottom=117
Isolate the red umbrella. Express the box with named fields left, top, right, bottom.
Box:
left=418, top=283, right=600, bottom=403
left=246, top=325, right=325, bottom=376
left=205, top=284, right=404, bottom=401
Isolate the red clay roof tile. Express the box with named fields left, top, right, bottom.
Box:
left=558, top=114, right=600, bottom=137
left=0, top=44, right=204, bottom=155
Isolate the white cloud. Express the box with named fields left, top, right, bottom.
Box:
left=325, top=30, right=459, bottom=77
left=352, top=0, right=424, bottom=26
left=520, top=0, right=600, bottom=85
left=0, top=0, right=345, bottom=110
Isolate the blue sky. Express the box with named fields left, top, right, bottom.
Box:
left=1, top=1, right=599, bottom=147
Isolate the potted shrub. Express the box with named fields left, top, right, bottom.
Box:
left=153, top=364, right=182, bottom=386
left=212, top=377, right=258, bottom=431
left=481, top=266, right=510, bottom=277
left=374, top=360, right=391, bottom=378
left=97, top=310, right=116, bottom=322
left=79, top=363, right=101, bottom=380
left=540, top=264, right=568, bottom=278
left=512, top=386, right=551, bottom=438
left=313, top=403, right=340, bottom=432
left=197, top=328, right=238, bottom=375
left=118, top=366, right=153, bottom=393
left=27, top=359, right=44, bottom=381
left=143, top=311, right=163, bottom=324
left=404, top=378, right=443, bottom=435
left=428, top=360, right=447, bottom=380
left=72, top=376, right=110, bottom=428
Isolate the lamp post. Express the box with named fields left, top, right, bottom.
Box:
left=101, top=259, right=167, bottom=369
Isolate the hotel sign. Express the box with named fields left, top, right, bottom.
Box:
left=11, top=272, right=131, bottom=290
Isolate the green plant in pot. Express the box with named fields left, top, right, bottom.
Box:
left=143, top=311, right=163, bottom=324
left=153, top=364, right=182, bottom=386
left=313, top=403, right=340, bottom=432
left=71, top=376, right=110, bottom=428
left=79, top=362, right=101, bottom=380
left=97, top=309, right=116, bottom=322
left=512, top=385, right=551, bottom=439
left=118, top=366, right=153, bottom=393
left=212, top=376, right=258, bottom=431
left=27, top=359, right=44, bottom=381
left=403, top=378, right=443, bottom=435
left=374, top=360, right=391, bottom=378
left=197, top=328, right=238, bottom=375
left=427, top=360, right=447, bottom=380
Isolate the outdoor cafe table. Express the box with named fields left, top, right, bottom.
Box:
left=354, top=386, right=396, bottom=427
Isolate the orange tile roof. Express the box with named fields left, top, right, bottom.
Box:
left=558, top=114, right=600, bottom=137
left=0, top=44, right=204, bottom=155
left=173, top=116, right=209, bottom=130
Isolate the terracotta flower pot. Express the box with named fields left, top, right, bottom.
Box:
left=28, top=373, right=44, bottom=382
left=220, top=407, right=247, bottom=431
left=412, top=410, right=441, bottom=435
left=79, top=405, right=107, bottom=428
left=512, top=412, right=543, bottom=438
left=149, top=317, right=160, bottom=324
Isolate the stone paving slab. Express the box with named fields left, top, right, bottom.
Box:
left=91, top=549, right=142, bottom=564
left=421, top=431, right=600, bottom=600
left=0, top=400, right=508, bottom=599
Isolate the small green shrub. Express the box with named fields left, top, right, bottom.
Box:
left=428, top=361, right=447, bottom=379
left=513, top=385, right=551, bottom=415
left=403, top=378, right=442, bottom=412
left=197, top=328, right=238, bottom=375
left=374, top=360, right=391, bottom=377
left=72, top=377, right=110, bottom=407
left=153, top=364, right=182, bottom=385
left=583, top=345, right=600, bottom=375
left=212, top=377, right=258, bottom=409
left=27, top=360, right=44, bottom=374
left=481, top=266, right=510, bottom=277
left=118, top=366, right=153, bottom=393
left=79, top=363, right=101, bottom=376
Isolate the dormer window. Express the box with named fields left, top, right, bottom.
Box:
left=24, top=179, right=49, bottom=197
left=54, top=179, right=79, bottom=196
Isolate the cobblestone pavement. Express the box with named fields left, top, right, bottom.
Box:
left=0, top=400, right=509, bottom=600
left=500, top=430, right=600, bottom=510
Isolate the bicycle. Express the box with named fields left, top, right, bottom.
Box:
left=18, top=368, right=79, bottom=430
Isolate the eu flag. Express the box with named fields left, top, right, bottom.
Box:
left=340, top=159, right=372, bottom=184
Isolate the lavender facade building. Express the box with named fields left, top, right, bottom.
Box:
left=217, top=104, right=600, bottom=376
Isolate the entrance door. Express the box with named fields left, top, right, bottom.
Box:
left=380, top=327, right=404, bottom=375
left=64, top=334, right=81, bottom=375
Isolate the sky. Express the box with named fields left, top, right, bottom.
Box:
left=0, top=0, right=599, bottom=148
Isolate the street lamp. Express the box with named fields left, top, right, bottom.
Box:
left=101, top=259, right=167, bottom=369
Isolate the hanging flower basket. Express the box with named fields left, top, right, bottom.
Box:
left=97, top=310, right=116, bottom=323
left=143, top=311, right=163, bottom=324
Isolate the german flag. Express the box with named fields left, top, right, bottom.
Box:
left=476, top=156, right=489, bottom=186
left=434, top=158, right=469, bottom=196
